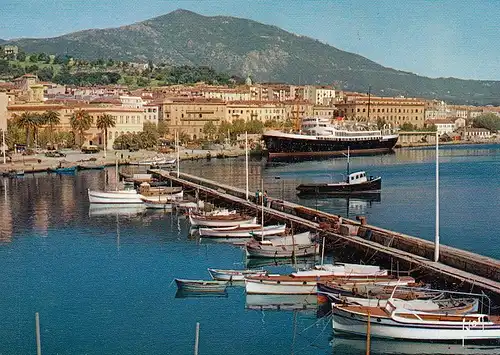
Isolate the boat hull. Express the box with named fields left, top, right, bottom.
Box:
left=189, top=215, right=257, bottom=227
left=174, top=279, right=227, bottom=293
left=88, top=189, right=144, bottom=204
left=297, top=178, right=381, bottom=194
left=207, top=268, right=265, bottom=281
left=245, top=278, right=319, bottom=295
left=245, top=243, right=319, bottom=259
left=332, top=306, right=500, bottom=340
left=199, top=224, right=286, bottom=238
left=263, top=132, right=398, bottom=158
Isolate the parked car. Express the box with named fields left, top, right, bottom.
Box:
left=81, top=145, right=100, bottom=154
left=45, top=151, right=66, bottom=158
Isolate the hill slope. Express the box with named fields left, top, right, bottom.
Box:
left=5, top=9, right=500, bottom=105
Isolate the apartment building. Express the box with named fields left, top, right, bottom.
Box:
left=336, top=95, right=426, bottom=128
left=226, top=101, right=286, bottom=123
left=302, top=85, right=336, bottom=105
left=161, top=98, right=226, bottom=140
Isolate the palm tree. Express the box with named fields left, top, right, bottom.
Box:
left=96, top=113, right=116, bottom=157
left=43, top=110, right=61, bottom=147
left=70, top=109, right=93, bottom=147
left=33, top=113, right=47, bottom=148
left=15, top=112, right=39, bottom=148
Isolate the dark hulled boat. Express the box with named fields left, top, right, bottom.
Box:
left=263, top=117, right=398, bottom=158
left=296, top=147, right=381, bottom=195
left=297, top=171, right=381, bottom=195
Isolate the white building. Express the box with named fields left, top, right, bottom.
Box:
left=426, top=119, right=455, bottom=136
left=119, top=96, right=145, bottom=109
left=303, top=85, right=336, bottom=105
left=143, top=103, right=159, bottom=124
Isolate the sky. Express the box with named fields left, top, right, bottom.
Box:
left=1, top=0, right=499, bottom=80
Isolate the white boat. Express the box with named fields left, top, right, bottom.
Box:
left=88, top=189, right=144, bottom=204
left=245, top=275, right=415, bottom=295
left=331, top=299, right=500, bottom=341
left=315, top=263, right=388, bottom=276
left=135, top=157, right=176, bottom=166
left=189, top=213, right=257, bottom=227
left=207, top=268, right=266, bottom=281
left=141, top=191, right=183, bottom=209
left=245, top=231, right=319, bottom=258
left=174, top=278, right=228, bottom=293
left=199, top=224, right=286, bottom=238
left=335, top=296, right=480, bottom=314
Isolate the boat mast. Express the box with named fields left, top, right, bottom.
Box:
left=346, top=146, right=350, bottom=178
left=261, top=178, right=264, bottom=240
left=434, top=131, right=440, bottom=262
left=115, top=153, right=118, bottom=191
left=245, top=131, right=249, bottom=201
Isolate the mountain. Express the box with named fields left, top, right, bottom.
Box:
left=5, top=9, right=500, bottom=105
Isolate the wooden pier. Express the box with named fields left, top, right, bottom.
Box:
left=149, top=169, right=500, bottom=301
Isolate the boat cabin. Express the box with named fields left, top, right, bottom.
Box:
left=347, top=171, right=368, bottom=184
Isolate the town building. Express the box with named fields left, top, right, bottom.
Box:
left=457, top=127, right=492, bottom=140
left=425, top=119, right=455, bottom=136
left=302, top=85, right=336, bottom=105
left=336, top=95, right=426, bottom=128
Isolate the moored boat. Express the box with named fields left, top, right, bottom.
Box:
left=50, top=166, right=77, bottom=174
left=245, top=231, right=319, bottom=258
left=174, top=278, right=228, bottom=293
left=245, top=273, right=415, bottom=295
left=263, top=117, right=398, bottom=158
left=331, top=299, right=500, bottom=341
left=199, top=224, right=286, bottom=238
left=88, top=188, right=144, bottom=204
left=189, top=213, right=257, bottom=227
left=207, top=268, right=266, bottom=281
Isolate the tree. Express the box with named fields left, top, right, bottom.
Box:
left=17, top=51, right=26, bottom=62
left=96, top=113, right=116, bottom=153
left=473, top=113, right=500, bottom=132
left=217, top=120, right=232, bottom=143
left=400, top=123, right=416, bottom=131
left=37, top=67, right=54, bottom=81
left=14, top=112, right=39, bottom=148
left=202, top=121, right=217, bottom=140
left=376, top=117, right=387, bottom=129
left=70, top=109, right=93, bottom=146
left=29, top=54, right=38, bottom=63
left=245, top=119, right=264, bottom=134
left=157, top=120, right=169, bottom=137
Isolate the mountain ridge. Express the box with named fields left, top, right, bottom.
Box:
left=4, top=9, right=500, bottom=105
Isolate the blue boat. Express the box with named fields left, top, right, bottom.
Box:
left=50, top=166, right=77, bottom=174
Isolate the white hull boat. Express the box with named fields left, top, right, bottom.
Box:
left=245, top=242, right=319, bottom=258
left=199, top=224, right=286, bottom=238
left=207, top=268, right=265, bottom=281
left=246, top=275, right=415, bottom=295
left=88, top=189, right=144, bottom=204
left=174, top=278, right=228, bottom=293
left=332, top=300, right=500, bottom=341
left=335, top=296, right=480, bottom=314
left=189, top=214, right=257, bottom=227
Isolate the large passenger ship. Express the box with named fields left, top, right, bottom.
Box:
left=262, top=117, right=399, bottom=158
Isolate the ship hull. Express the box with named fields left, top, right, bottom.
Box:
left=297, top=177, right=381, bottom=194
left=263, top=133, right=398, bottom=158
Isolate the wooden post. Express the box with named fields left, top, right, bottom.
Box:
left=366, top=311, right=371, bottom=355
left=35, top=312, right=41, bottom=355
left=194, top=322, right=200, bottom=355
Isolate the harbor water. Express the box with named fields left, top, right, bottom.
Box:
left=0, top=144, right=499, bottom=354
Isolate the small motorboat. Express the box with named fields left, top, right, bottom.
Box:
left=296, top=148, right=381, bottom=195
left=189, top=213, right=257, bottom=227
left=50, top=166, right=77, bottom=174
left=207, top=268, right=266, bottom=281
left=174, top=278, right=228, bottom=293
left=199, top=224, right=286, bottom=238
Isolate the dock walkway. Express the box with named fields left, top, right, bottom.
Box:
left=150, top=169, right=500, bottom=298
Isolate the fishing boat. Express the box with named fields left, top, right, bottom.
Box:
left=317, top=282, right=431, bottom=302
left=245, top=231, right=319, bottom=258
left=331, top=299, right=500, bottom=341
left=88, top=157, right=144, bottom=204
left=134, top=157, right=176, bottom=166
left=189, top=213, right=257, bottom=227
left=77, top=163, right=105, bottom=170
left=4, top=169, right=24, bottom=177
left=141, top=199, right=172, bottom=210
left=50, top=166, right=77, bottom=174
left=333, top=296, right=480, bottom=314
left=207, top=268, right=266, bottom=281
left=245, top=272, right=415, bottom=295
left=199, top=224, right=286, bottom=238
left=296, top=147, right=381, bottom=195
left=174, top=278, right=228, bottom=293
left=263, top=117, right=398, bottom=158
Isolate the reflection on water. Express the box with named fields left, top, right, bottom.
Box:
left=331, top=334, right=500, bottom=355
left=88, top=204, right=146, bottom=217
left=175, top=289, right=228, bottom=299
left=246, top=294, right=317, bottom=311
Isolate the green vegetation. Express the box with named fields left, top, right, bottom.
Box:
left=113, top=121, right=159, bottom=150
left=70, top=110, right=93, bottom=146
left=3, top=10, right=500, bottom=104
left=472, top=113, right=500, bottom=132
left=96, top=114, right=116, bottom=150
